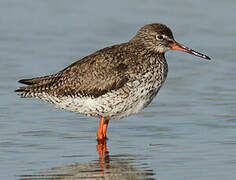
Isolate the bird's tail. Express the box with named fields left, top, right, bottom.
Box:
left=15, top=74, right=60, bottom=97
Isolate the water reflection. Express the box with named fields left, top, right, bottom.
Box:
left=19, top=140, right=155, bottom=180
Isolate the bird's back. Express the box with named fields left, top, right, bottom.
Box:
left=16, top=42, right=145, bottom=99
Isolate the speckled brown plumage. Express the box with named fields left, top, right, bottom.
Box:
left=15, top=24, right=173, bottom=98
left=15, top=23, right=210, bottom=125
left=16, top=43, right=151, bottom=98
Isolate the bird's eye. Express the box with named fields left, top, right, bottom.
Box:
left=156, top=35, right=164, bottom=40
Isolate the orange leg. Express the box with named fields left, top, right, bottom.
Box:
left=103, top=119, right=109, bottom=139
left=97, top=116, right=109, bottom=141
left=96, top=117, right=109, bottom=171
left=97, top=116, right=105, bottom=140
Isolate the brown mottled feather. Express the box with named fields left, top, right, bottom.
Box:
left=15, top=43, right=146, bottom=98
left=15, top=23, right=173, bottom=98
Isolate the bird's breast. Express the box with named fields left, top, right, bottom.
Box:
left=114, top=59, right=168, bottom=116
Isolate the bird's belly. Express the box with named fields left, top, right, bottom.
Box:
left=49, top=81, right=159, bottom=120
left=48, top=71, right=166, bottom=120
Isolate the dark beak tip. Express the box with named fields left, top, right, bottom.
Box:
left=204, top=55, right=211, bottom=60
left=206, top=56, right=211, bottom=60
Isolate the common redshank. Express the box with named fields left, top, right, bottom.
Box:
left=15, top=23, right=210, bottom=141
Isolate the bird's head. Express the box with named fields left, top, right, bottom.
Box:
left=131, top=23, right=210, bottom=60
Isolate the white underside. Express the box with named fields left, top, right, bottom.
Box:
left=38, top=85, right=157, bottom=120
left=36, top=65, right=167, bottom=120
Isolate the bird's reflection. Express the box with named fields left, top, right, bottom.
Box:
left=97, top=139, right=109, bottom=171
left=19, top=140, right=155, bottom=180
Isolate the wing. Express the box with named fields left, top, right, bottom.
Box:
left=15, top=44, right=132, bottom=98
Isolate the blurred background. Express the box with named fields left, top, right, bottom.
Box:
left=0, top=0, right=236, bottom=179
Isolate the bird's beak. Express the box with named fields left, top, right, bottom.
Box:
left=171, top=42, right=211, bottom=60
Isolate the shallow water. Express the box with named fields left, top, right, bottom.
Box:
left=1, top=0, right=236, bottom=179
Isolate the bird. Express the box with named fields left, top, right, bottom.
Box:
left=15, top=23, right=211, bottom=141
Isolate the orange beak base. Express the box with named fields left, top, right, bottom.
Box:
left=171, top=42, right=211, bottom=60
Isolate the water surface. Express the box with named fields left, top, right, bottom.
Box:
left=0, top=0, right=236, bottom=179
